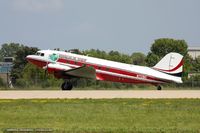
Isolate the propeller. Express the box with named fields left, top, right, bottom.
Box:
left=43, top=53, right=57, bottom=78
left=44, top=60, right=49, bottom=78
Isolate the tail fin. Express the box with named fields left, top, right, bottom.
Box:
left=153, top=52, right=183, bottom=77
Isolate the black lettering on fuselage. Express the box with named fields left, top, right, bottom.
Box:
left=59, top=54, right=87, bottom=63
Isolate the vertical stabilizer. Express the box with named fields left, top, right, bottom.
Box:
left=153, top=52, right=183, bottom=77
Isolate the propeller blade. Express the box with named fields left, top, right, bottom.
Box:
left=44, top=61, right=49, bottom=78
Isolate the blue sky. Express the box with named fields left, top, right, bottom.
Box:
left=0, top=0, right=200, bottom=54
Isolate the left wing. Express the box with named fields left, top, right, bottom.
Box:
left=46, top=63, right=96, bottom=79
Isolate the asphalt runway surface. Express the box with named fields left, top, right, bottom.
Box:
left=0, top=90, right=200, bottom=99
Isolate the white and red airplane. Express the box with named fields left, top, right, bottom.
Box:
left=26, top=50, right=183, bottom=90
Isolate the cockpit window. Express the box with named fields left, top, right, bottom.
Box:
left=35, top=52, right=45, bottom=56
left=35, top=52, right=40, bottom=55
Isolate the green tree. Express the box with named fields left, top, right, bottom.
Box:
left=22, top=63, right=44, bottom=85
left=11, top=46, right=39, bottom=79
left=150, top=38, right=187, bottom=57
left=146, top=53, right=160, bottom=67
left=0, top=77, right=5, bottom=87
left=108, top=50, right=121, bottom=62
left=131, top=52, right=146, bottom=65
left=0, top=43, right=23, bottom=61
left=191, top=55, right=200, bottom=72
left=21, top=63, right=62, bottom=88
left=84, top=49, right=108, bottom=59
left=146, top=38, right=190, bottom=80
left=120, top=54, right=132, bottom=64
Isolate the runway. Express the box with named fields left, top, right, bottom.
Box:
left=0, top=90, right=200, bottom=99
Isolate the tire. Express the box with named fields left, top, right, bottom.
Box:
left=157, top=85, right=162, bottom=90
left=61, top=82, right=67, bottom=90
left=61, top=82, right=73, bottom=91
left=68, top=83, right=73, bottom=90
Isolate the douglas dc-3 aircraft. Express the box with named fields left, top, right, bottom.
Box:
left=26, top=50, right=183, bottom=90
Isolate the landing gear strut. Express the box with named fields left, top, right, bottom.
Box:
left=61, top=82, right=73, bottom=90
left=157, top=85, right=162, bottom=90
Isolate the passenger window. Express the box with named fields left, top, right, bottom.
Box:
left=41, top=53, right=44, bottom=56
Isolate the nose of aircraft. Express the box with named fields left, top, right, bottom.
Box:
left=26, top=55, right=48, bottom=68
left=26, top=55, right=38, bottom=65
left=26, top=55, right=33, bottom=62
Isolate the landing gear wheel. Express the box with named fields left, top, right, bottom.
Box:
left=157, top=85, right=162, bottom=90
left=61, top=82, right=73, bottom=91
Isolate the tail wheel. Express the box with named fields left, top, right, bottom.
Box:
left=157, top=85, right=162, bottom=90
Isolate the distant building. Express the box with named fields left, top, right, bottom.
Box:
left=0, top=57, right=14, bottom=73
left=188, top=47, right=200, bottom=59
left=187, top=47, right=200, bottom=79
left=0, top=57, right=14, bottom=87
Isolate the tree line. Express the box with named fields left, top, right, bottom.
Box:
left=0, top=38, right=199, bottom=89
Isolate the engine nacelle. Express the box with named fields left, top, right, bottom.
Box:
left=46, top=63, right=72, bottom=79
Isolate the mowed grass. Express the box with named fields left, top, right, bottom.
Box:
left=0, top=99, right=200, bottom=133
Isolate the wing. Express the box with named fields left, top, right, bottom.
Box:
left=46, top=63, right=96, bottom=79
left=64, top=65, right=96, bottom=79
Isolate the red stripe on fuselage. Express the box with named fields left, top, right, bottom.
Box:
left=27, top=58, right=47, bottom=68
left=96, top=73, right=158, bottom=84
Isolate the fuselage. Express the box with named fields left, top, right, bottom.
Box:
left=26, top=50, right=182, bottom=85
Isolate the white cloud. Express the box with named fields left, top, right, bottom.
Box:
left=12, top=0, right=64, bottom=12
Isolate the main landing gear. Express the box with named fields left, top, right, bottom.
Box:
left=157, top=85, right=162, bottom=90
left=61, top=81, right=73, bottom=90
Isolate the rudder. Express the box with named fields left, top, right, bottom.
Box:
left=153, top=52, right=183, bottom=77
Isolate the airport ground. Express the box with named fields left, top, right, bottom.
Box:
left=1, top=86, right=200, bottom=90
left=0, top=99, right=200, bottom=133
left=1, top=90, right=200, bottom=99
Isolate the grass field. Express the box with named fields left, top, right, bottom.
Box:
left=0, top=99, right=200, bottom=133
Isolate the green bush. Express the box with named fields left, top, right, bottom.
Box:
left=0, top=77, right=5, bottom=87
left=15, top=78, right=30, bottom=88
